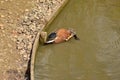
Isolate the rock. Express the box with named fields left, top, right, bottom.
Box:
left=0, top=14, right=5, bottom=18
left=25, top=9, right=29, bottom=12
left=0, top=1, right=4, bottom=3
left=11, top=30, right=18, bottom=38
left=29, top=25, right=36, bottom=31
left=19, top=49, right=26, bottom=55
left=16, top=42, right=24, bottom=50
left=23, top=54, right=27, bottom=58
left=23, top=54, right=29, bottom=61
left=39, top=0, right=45, bottom=3
left=17, top=36, right=23, bottom=42
left=8, top=11, right=12, bottom=15
left=22, top=38, right=29, bottom=44
left=27, top=43, right=32, bottom=50
left=8, top=43, right=12, bottom=48
left=0, top=23, right=4, bottom=29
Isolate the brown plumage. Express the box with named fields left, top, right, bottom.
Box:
left=44, top=28, right=79, bottom=44
left=54, top=28, right=72, bottom=43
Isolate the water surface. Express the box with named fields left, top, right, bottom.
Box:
left=35, top=0, right=120, bottom=80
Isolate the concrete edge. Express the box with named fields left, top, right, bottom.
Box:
left=44, top=0, right=69, bottom=30
left=30, top=31, right=41, bottom=80
left=30, top=0, right=69, bottom=80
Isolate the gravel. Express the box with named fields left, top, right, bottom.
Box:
left=16, top=0, right=65, bottom=79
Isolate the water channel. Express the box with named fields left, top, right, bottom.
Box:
left=34, top=0, right=120, bottom=80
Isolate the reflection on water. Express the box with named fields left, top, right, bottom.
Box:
left=35, top=0, right=120, bottom=80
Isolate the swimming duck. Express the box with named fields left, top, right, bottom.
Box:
left=40, top=28, right=79, bottom=45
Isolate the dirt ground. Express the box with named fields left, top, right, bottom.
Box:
left=0, top=0, right=64, bottom=80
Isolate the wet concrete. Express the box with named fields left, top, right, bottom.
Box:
left=35, top=0, right=120, bottom=80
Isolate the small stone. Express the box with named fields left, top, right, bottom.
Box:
left=8, top=11, right=12, bottom=15
left=23, top=54, right=28, bottom=61
left=22, top=63, right=27, bottom=68
left=30, top=24, right=36, bottom=31
left=2, top=30, right=5, bottom=33
left=16, top=42, right=24, bottom=50
left=25, top=9, right=29, bottom=12
left=8, top=43, right=12, bottom=48
left=39, top=0, right=45, bottom=3
left=0, top=15, right=5, bottom=18
left=0, top=23, right=4, bottom=29
left=0, top=1, right=4, bottom=3
left=27, top=43, right=32, bottom=50
left=19, top=49, right=26, bottom=55
left=0, top=59, right=4, bottom=62
left=23, top=54, right=27, bottom=58
left=11, top=37, right=16, bottom=42
left=11, top=30, right=18, bottom=38
left=26, top=50, right=31, bottom=54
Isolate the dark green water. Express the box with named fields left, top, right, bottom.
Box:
left=35, top=0, right=120, bottom=80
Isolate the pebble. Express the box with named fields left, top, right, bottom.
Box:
left=0, top=14, right=5, bottom=18
left=27, top=43, right=32, bottom=50
left=23, top=54, right=29, bottom=61
left=0, top=59, right=4, bottom=62
left=8, top=11, right=12, bottom=15
left=0, top=1, right=4, bottom=4
left=39, top=0, right=45, bottom=3
left=23, top=54, right=27, bottom=59
left=17, top=36, right=23, bottom=42
left=11, top=30, right=18, bottom=37
left=0, top=23, right=4, bottom=29
left=8, top=43, right=12, bottom=48
left=19, top=49, right=26, bottom=55
left=16, top=42, right=24, bottom=50
left=25, top=9, right=29, bottom=12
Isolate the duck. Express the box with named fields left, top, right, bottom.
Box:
left=40, top=28, right=79, bottom=45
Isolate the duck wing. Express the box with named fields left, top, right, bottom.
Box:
left=47, top=32, right=56, bottom=41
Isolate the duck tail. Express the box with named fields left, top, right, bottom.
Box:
left=44, top=43, right=53, bottom=45
left=44, top=40, right=54, bottom=45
